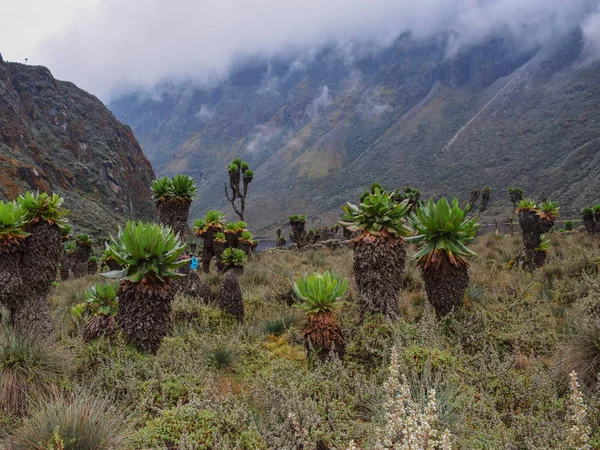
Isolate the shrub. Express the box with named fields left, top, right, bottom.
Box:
left=131, top=404, right=265, bottom=449
left=5, top=388, right=131, bottom=449
left=0, top=328, right=68, bottom=415
left=204, top=345, right=236, bottom=370
left=555, top=320, right=600, bottom=391
left=262, top=316, right=295, bottom=336
left=222, top=248, right=247, bottom=267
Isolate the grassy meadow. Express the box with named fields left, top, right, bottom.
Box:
left=1, top=232, right=600, bottom=449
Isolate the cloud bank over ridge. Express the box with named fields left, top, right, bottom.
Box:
left=31, top=0, right=600, bottom=99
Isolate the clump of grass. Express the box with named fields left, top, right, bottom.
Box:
left=204, top=345, right=236, bottom=371
left=0, top=328, right=69, bottom=415
left=262, top=315, right=296, bottom=336
left=5, top=388, right=131, bottom=449
left=555, top=320, right=600, bottom=391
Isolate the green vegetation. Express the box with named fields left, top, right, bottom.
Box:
left=151, top=174, right=197, bottom=201
left=8, top=389, right=130, bottom=449
left=0, top=328, right=68, bottom=415
left=0, top=201, right=30, bottom=246
left=222, top=247, right=247, bottom=269
left=103, top=221, right=187, bottom=353
left=103, top=221, right=187, bottom=283
left=408, top=198, right=479, bottom=316
left=293, top=271, right=347, bottom=359
left=341, top=188, right=412, bottom=319
left=17, top=191, right=69, bottom=231
left=3, top=231, right=600, bottom=448
left=225, top=158, right=254, bottom=221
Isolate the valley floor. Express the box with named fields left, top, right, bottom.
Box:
left=2, top=232, right=600, bottom=449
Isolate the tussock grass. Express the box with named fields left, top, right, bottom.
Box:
left=0, top=328, right=70, bottom=415
left=5, top=231, right=600, bottom=448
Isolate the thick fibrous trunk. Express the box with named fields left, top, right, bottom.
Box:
left=304, top=311, right=345, bottom=360
left=422, top=260, right=469, bottom=317
left=225, top=232, right=239, bottom=249
left=353, top=234, right=405, bottom=320
left=156, top=199, right=192, bottom=238
left=71, top=245, right=92, bottom=278
left=116, top=280, right=174, bottom=353
left=480, top=190, right=491, bottom=213
left=290, top=221, right=307, bottom=248
left=87, top=260, right=98, bottom=275
left=213, top=241, right=226, bottom=273
left=218, top=270, right=244, bottom=322
left=518, top=210, right=554, bottom=270
left=0, top=245, right=24, bottom=310
left=83, top=315, right=117, bottom=342
left=13, top=221, right=62, bottom=336
left=583, top=215, right=595, bottom=234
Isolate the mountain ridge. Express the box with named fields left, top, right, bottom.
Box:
left=0, top=54, right=155, bottom=234
left=110, top=31, right=600, bottom=233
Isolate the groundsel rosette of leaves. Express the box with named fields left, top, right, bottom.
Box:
left=293, top=271, right=347, bottom=315
left=102, top=221, right=188, bottom=283
left=408, top=198, right=478, bottom=270
left=340, top=188, right=412, bottom=239
left=0, top=201, right=30, bottom=246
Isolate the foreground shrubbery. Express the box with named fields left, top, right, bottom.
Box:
left=1, top=232, right=600, bottom=448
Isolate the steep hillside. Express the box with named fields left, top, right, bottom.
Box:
left=0, top=54, right=155, bottom=233
left=110, top=31, right=600, bottom=232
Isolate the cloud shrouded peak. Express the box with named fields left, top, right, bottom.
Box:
left=23, top=0, right=600, bottom=99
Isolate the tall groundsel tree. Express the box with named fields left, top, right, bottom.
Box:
left=0, top=201, right=30, bottom=312
left=293, top=271, right=347, bottom=360
left=15, top=192, right=69, bottom=336
left=152, top=174, right=197, bottom=238
left=340, top=188, right=412, bottom=320
left=408, top=198, right=479, bottom=317
left=103, top=221, right=188, bottom=353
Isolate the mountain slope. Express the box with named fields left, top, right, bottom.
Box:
left=0, top=54, right=155, bottom=233
left=110, top=32, right=600, bottom=232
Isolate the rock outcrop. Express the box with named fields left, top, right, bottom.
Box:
left=0, top=54, right=155, bottom=233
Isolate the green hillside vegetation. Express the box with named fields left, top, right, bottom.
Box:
left=110, top=33, right=600, bottom=234
left=2, top=228, right=600, bottom=448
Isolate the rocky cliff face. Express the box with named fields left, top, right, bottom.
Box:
left=0, top=54, right=155, bottom=233
left=110, top=32, right=600, bottom=232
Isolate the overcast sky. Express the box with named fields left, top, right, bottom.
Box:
left=1, top=0, right=600, bottom=100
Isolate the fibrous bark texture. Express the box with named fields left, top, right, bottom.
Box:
left=353, top=234, right=405, bottom=320
left=422, top=260, right=469, bottom=317
left=304, top=311, right=345, bottom=360
left=116, top=280, right=174, bottom=353
left=218, top=270, right=244, bottom=322
left=156, top=199, right=192, bottom=238
left=518, top=210, right=554, bottom=270
left=11, top=222, right=62, bottom=336
left=83, top=315, right=117, bottom=342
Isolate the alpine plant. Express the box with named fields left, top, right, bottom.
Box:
left=408, top=198, right=479, bottom=317
left=10, top=192, right=68, bottom=336
left=73, top=281, right=119, bottom=342
left=340, top=188, right=412, bottom=320
left=516, top=199, right=558, bottom=270
left=293, top=271, right=347, bottom=360
left=152, top=174, right=197, bottom=238
left=103, top=221, right=187, bottom=353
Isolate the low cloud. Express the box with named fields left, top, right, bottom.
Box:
left=195, top=104, right=214, bottom=121
left=582, top=7, right=600, bottom=61
left=246, top=124, right=282, bottom=153
left=28, top=0, right=600, bottom=99
left=306, top=86, right=332, bottom=118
